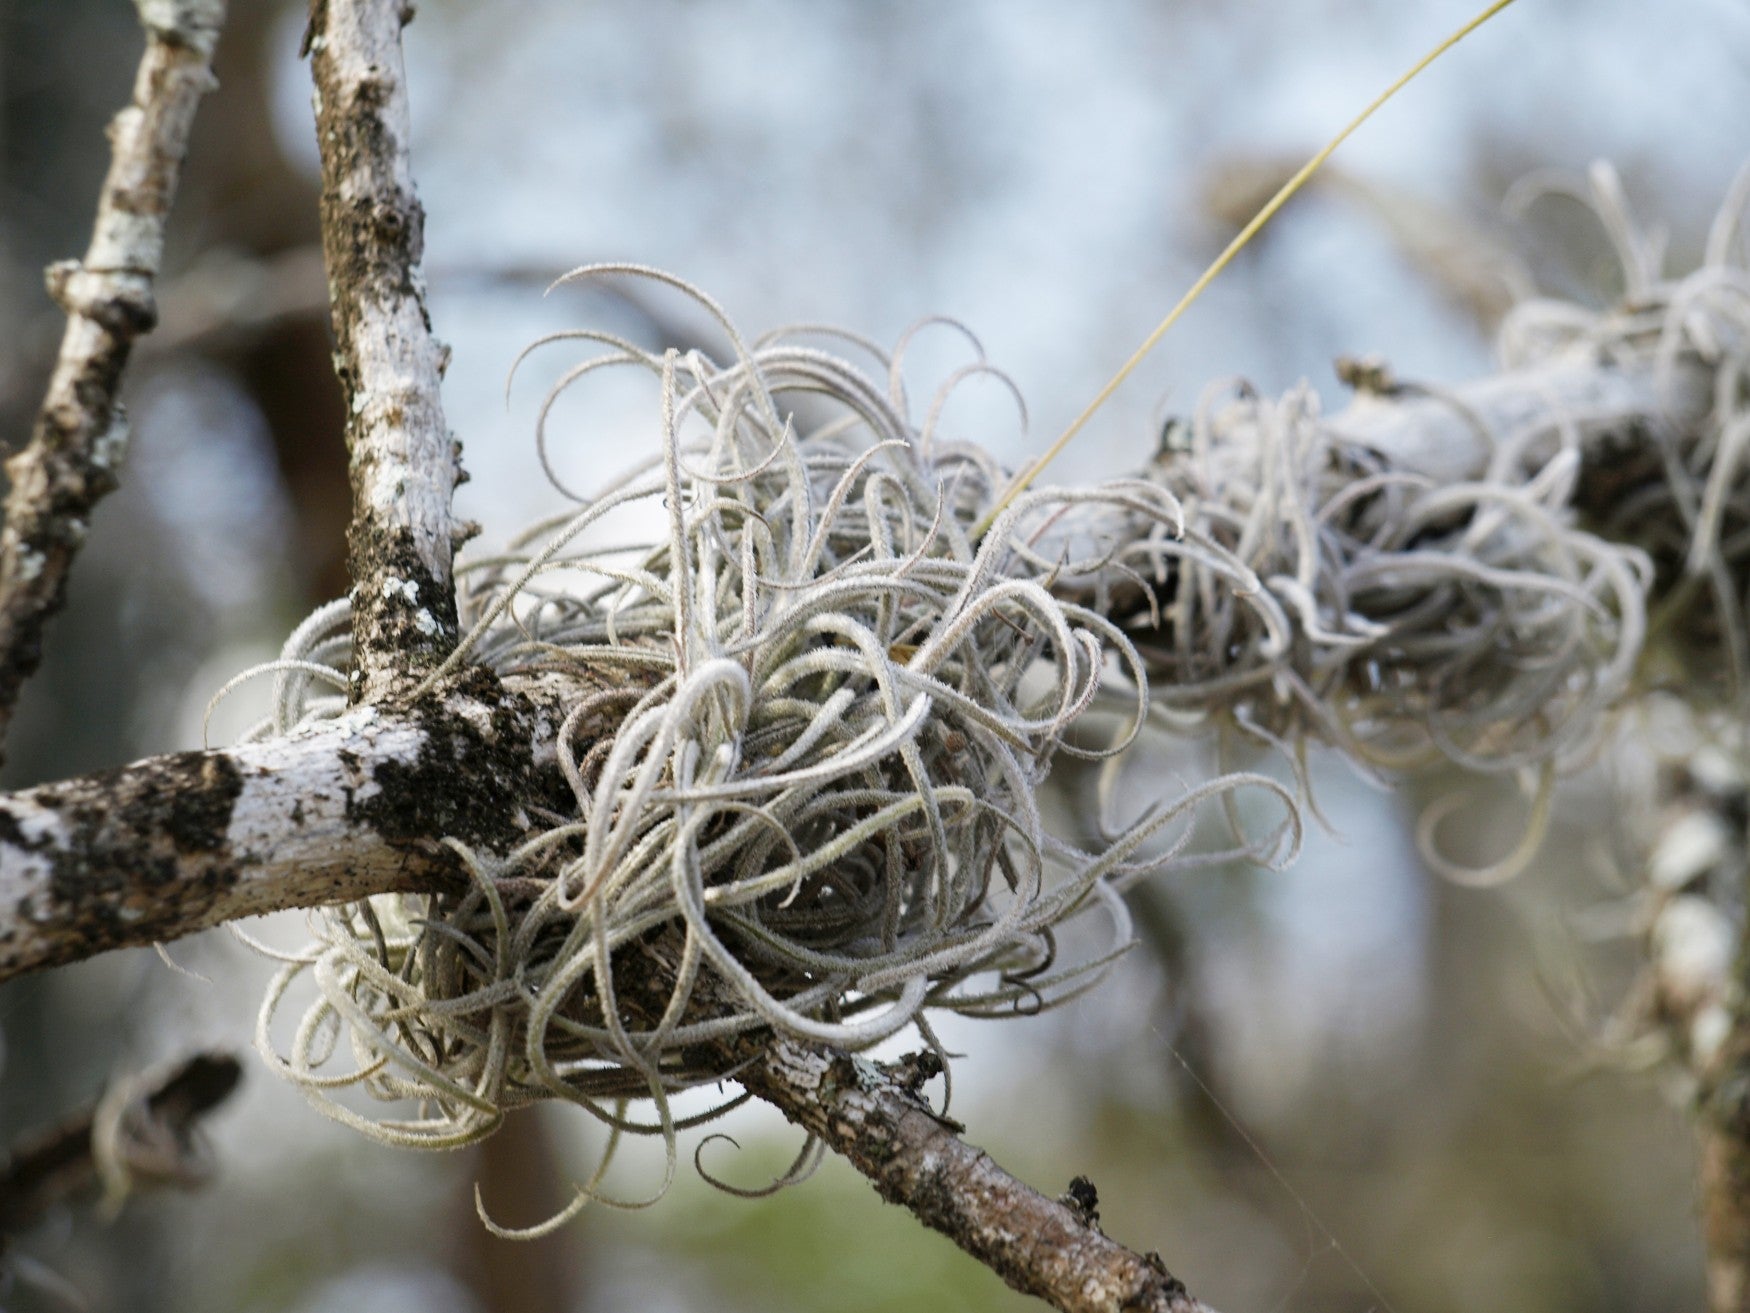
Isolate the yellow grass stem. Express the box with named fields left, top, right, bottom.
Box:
left=976, top=0, right=1520, bottom=538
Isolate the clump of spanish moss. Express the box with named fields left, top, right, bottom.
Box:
left=1117, top=377, right=1649, bottom=774
left=1084, top=165, right=1750, bottom=878
left=1509, top=166, right=1750, bottom=694
left=228, top=165, right=1750, bottom=1222
left=237, top=269, right=1296, bottom=1226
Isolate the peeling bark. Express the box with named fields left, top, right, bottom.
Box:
left=0, top=0, right=227, bottom=762
left=306, top=0, right=461, bottom=697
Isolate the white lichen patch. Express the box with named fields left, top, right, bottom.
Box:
left=1652, top=895, right=1733, bottom=1012
left=379, top=575, right=419, bottom=605
left=92, top=414, right=130, bottom=473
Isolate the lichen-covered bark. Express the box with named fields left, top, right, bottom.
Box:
left=0, top=0, right=227, bottom=761
left=306, top=0, right=461, bottom=697
left=0, top=713, right=434, bottom=979
left=0, top=671, right=568, bottom=982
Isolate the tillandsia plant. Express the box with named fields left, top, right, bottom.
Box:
left=228, top=160, right=1750, bottom=1247
left=236, top=269, right=1302, bottom=1223
left=8, top=0, right=1750, bottom=1309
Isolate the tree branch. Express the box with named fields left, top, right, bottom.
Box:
left=736, top=1036, right=1217, bottom=1313
left=0, top=711, right=437, bottom=980
left=0, top=0, right=227, bottom=761
left=306, top=0, right=462, bottom=699
left=1327, top=350, right=1711, bottom=485
left=0, top=668, right=583, bottom=982
left=0, top=1050, right=241, bottom=1235
left=609, top=931, right=1222, bottom=1313
left=0, top=334, right=1708, bottom=980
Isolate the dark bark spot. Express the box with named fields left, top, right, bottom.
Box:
left=353, top=73, right=392, bottom=112
left=353, top=667, right=563, bottom=853
left=162, top=753, right=245, bottom=854
left=345, top=522, right=458, bottom=684
left=0, top=809, right=34, bottom=851
left=37, top=752, right=244, bottom=945
left=1061, top=1175, right=1101, bottom=1229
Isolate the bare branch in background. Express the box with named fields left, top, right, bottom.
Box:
left=306, top=0, right=462, bottom=698
left=0, top=1050, right=242, bottom=1235
left=1202, top=155, right=1532, bottom=328
left=0, top=0, right=227, bottom=762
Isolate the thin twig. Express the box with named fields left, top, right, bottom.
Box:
left=0, top=0, right=227, bottom=762
left=610, top=930, right=1221, bottom=1313
left=306, top=0, right=462, bottom=700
